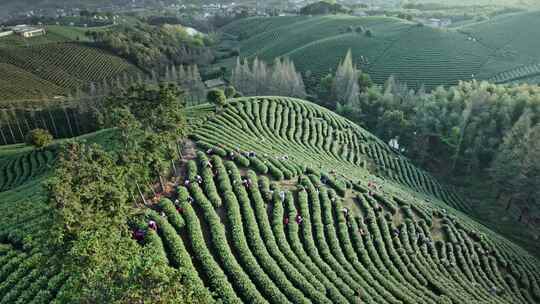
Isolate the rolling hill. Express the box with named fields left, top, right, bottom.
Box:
left=0, top=26, right=141, bottom=102
left=1, top=97, right=540, bottom=303
left=220, top=11, right=540, bottom=89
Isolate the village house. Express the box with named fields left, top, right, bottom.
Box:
left=12, top=25, right=46, bottom=38
left=0, top=30, right=14, bottom=38
left=427, top=18, right=452, bottom=28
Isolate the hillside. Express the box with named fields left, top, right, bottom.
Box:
left=0, top=26, right=141, bottom=102
left=0, top=129, right=118, bottom=303
left=1, top=97, right=539, bottom=303
left=404, top=0, right=540, bottom=7
left=219, top=11, right=540, bottom=89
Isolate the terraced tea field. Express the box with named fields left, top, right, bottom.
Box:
left=138, top=97, right=539, bottom=303
left=1, top=98, right=539, bottom=303
left=0, top=149, right=55, bottom=192
left=0, top=25, right=141, bottom=102
left=0, top=63, right=64, bottom=101
left=0, top=43, right=141, bottom=102
left=220, top=11, right=540, bottom=89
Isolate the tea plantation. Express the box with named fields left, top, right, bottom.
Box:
left=0, top=97, right=539, bottom=303
left=220, top=11, right=540, bottom=89
left=0, top=26, right=141, bottom=102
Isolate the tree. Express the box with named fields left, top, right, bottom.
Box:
left=375, top=110, right=412, bottom=144
left=358, top=72, right=373, bottom=92
left=516, top=124, right=540, bottom=221
left=224, top=86, right=237, bottom=98
left=46, top=142, right=128, bottom=245
left=102, top=83, right=186, bottom=139
left=45, top=142, right=202, bottom=303
left=231, top=57, right=306, bottom=98
left=207, top=89, right=227, bottom=112
left=25, top=128, right=53, bottom=149
left=318, top=73, right=335, bottom=109
left=230, top=57, right=252, bottom=96
left=490, top=113, right=535, bottom=212
left=333, top=49, right=360, bottom=109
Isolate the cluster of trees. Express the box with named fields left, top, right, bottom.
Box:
left=314, top=52, right=539, bottom=219
left=231, top=57, right=306, bottom=98
left=44, top=83, right=202, bottom=303
left=88, top=64, right=206, bottom=103
left=87, top=23, right=215, bottom=70
left=334, top=79, right=539, bottom=178
left=491, top=113, right=540, bottom=222
left=316, top=50, right=373, bottom=110
left=0, top=62, right=209, bottom=145
left=300, top=1, right=348, bottom=15
left=0, top=101, right=99, bottom=145
left=25, top=128, right=53, bottom=148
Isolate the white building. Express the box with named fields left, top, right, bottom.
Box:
left=427, top=18, right=452, bottom=28
left=12, top=25, right=46, bottom=38
left=0, top=30, right=13, bottom=38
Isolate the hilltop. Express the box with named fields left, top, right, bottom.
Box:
left=1, top=96, right=539, bottom=303
left=219, top=11, right=540, bottom=89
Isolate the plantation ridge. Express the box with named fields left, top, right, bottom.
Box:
left=0, top=1, right=539, bottom=303
left=219, top=10, right=540, bottom=89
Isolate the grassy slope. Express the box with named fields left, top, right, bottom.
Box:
left=0, top=26, right=141, bottom=102
left=459, top=11, right=540, bottom=82
left=1, top=99, right=539, bottom=302
left=221, top=11, right=540, bottom=89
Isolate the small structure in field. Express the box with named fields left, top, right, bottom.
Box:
left=204, top=78, right=227, bottom=89
left=12, top=25, right=46, bottom=38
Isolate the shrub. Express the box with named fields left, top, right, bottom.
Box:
left=224, top=86, right=237, bottom=98
left=207, top=89, right=227, bottom=112
left=25, top=129, right=53, bottom=149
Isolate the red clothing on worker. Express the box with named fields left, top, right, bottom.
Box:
left=132, top=229, right=145, bottom=241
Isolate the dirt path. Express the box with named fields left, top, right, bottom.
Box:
left=430, top=215, right=446, bottom=242
left=178, top=139, right=197, bottom=180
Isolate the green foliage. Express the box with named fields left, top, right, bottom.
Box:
left=336, top=80, right=540, bottom=178
left=193, top=96, right=468, bottom=211
left=224, top=86, right=237, bottom=98
left=25, top=129, right=53, bottom=149
left=491, top=114, right=540, bottom=216
left=45, top=142, right=129, bottom=246
left=55, top=227, right=199, bottom=304
left=103, top=83, right=186, bottom=139
left=207, top=89, right=227, bottom=110
left=300, top=1, right=348, bottom=15
left=88, top=23, right=214, bottom=70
